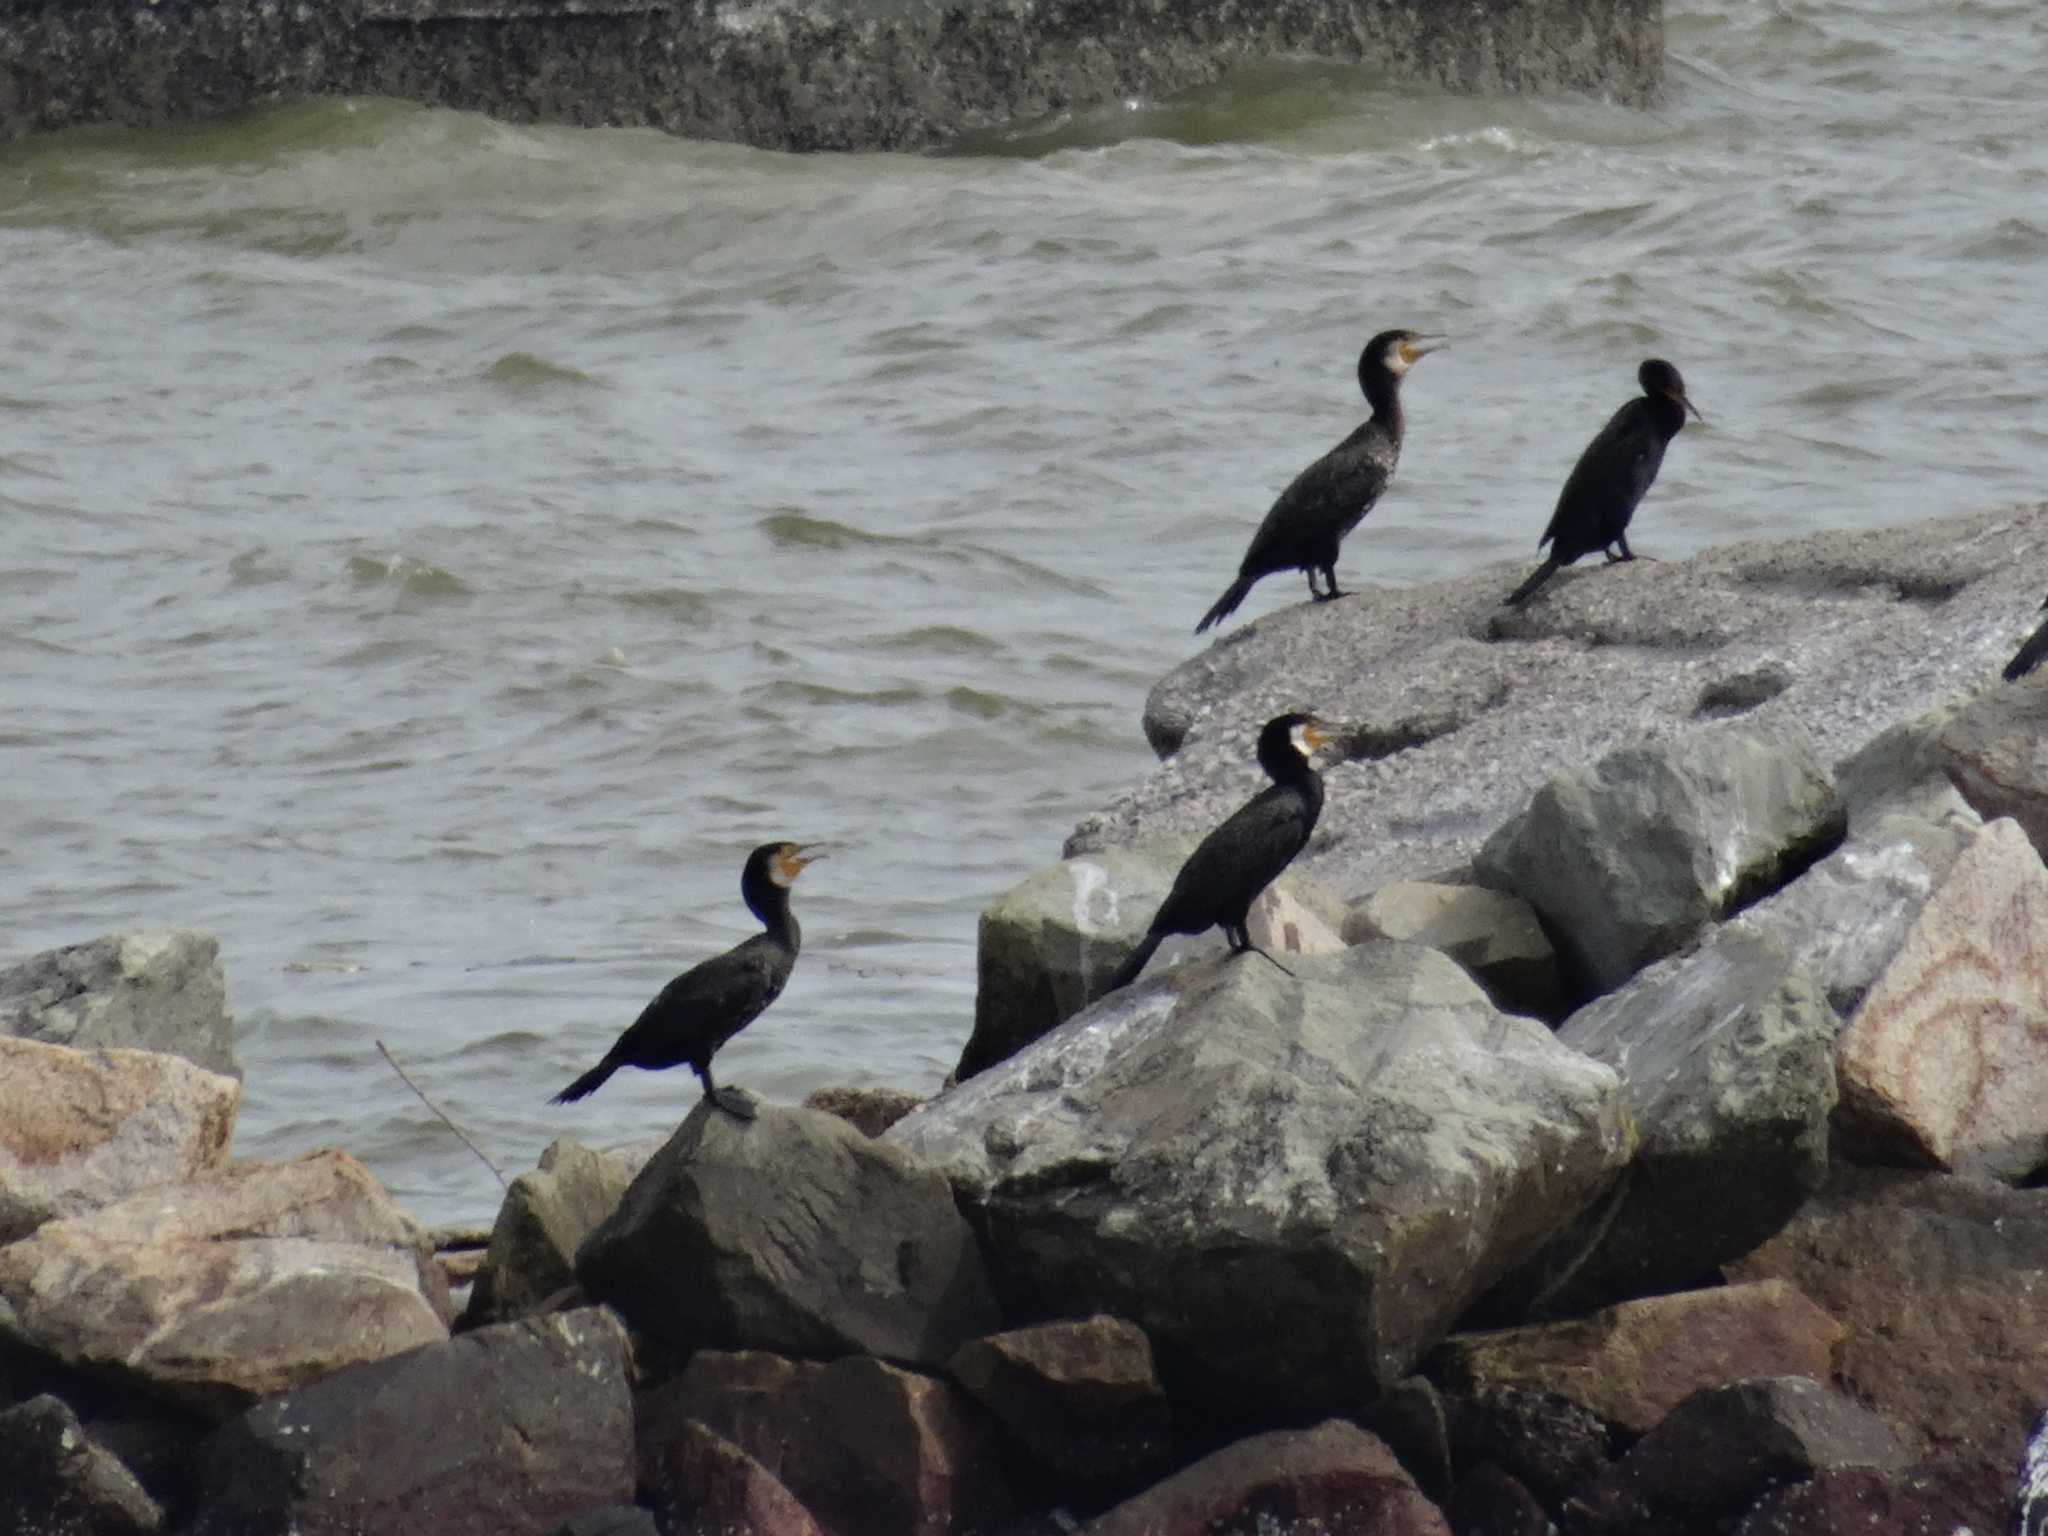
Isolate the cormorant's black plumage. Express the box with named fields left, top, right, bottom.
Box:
left=551, top=841, right=820, bottom=1120
left=1102, top=713, right=1328, bottom=993
left=1505, top=358, right=1701, bottom=607
left=1196, top=330, right=1441, bottom=634
left=2006, top=597, right=2048, bottom=682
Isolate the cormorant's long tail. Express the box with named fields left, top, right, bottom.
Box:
left=1196, top=575, right=1255, bottom=635
left=1504, top=558, right=1563, bottom=607
left=550, top=1054, right=618, bottom=1105
left=1101, top=927, right=1165, bottom=998
left=2005, top=613, right=2048, bottom=682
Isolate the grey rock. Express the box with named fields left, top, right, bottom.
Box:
left=961, top=845, right=1342, bottom=1081
left=0, top=0, right=1661, bottom=153
left=0, top=1394, right=164, bottom=1536
left=1725, top=809, right=1975, bottom=1019
left=1569, top=1375, right=1907, bottom=1535
left=1834, top=703, right=1977, bottom=829
left=1075, top=505, right=2048, bottom=913
left=1344, top=881, right=1562, bottom=1019
left=464, top=1137, right=639, bottom=1327
left=888, top=942, right=1630, bottom=1418
left=1474, top=718, right=1843, bottom=996
left=0, top=1036, right=239, bottom=1244
left=0, top=930, right=237, bottom=1079
left=2021, top=1407, right=2048, bottom=1536
left=1734, top=1465, right=1974, bottom=1536
left=192, top=1308, right=634, bottom=1536
left=0, top=1149, right=451, bottom=1419
left=1938, top=674, right=2048, bottom=861
left=576, top=1102, right=997, bottom=1367
left=1508, top=932, right=1837, bottom=1313
left=639, top=1415, right=826, bottom=1536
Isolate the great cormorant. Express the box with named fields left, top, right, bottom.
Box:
left=550, top=840, right=822, bottom=1120
left=1504, top=358, right=1702, bottom=607
left=1101, top=713, right=1329, bottom=993
left=1196, top=330, right=1442, bottom=634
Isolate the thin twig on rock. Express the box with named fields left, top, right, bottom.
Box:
left=376, top=1039, right=508, bottom=1190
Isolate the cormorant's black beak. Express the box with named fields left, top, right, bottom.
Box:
left=1405, top=335, right=1447, bottom=363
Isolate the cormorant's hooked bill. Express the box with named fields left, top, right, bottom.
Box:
left=1100, top=712, right=1330, bottom=994
left=1196, top=330, right=1443, bottom=635
left=550, top=840, right=825, bottom=1121
left=1504, top=358, right=1700, bottom=608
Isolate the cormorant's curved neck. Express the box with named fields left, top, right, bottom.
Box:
left=1358, top=355, right=1404, bottom=434
left=742, top=869, right=801, bottom=948
left=1256, top=737, right=1320, bottom=788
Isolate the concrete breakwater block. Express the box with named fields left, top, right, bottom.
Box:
left=0, top=0, right=1663, bottom=150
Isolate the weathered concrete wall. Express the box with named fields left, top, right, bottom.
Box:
left=0, top=0, right=1661, bottom=152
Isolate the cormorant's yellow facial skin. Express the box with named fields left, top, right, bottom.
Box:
left=1395, top=334, right=1444, bottom=369
left=1291, top=718, right=1331, bottom=757
left=770, top=844, right=822, bottom=887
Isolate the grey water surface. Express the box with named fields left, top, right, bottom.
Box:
left=3, top=0, right=2045, bottom=1226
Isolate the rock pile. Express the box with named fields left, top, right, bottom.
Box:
left=4, top=506, right=2047, bottom=1534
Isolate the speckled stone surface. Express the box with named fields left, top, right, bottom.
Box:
left=1073, top=503, right=2048, bottom=904
left=0, top=0, right=1662, bottom=149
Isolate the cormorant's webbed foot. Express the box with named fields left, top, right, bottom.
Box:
left=1317, top=568, right=1345, bottom=601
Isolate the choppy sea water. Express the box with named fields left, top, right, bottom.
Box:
left=3, top=0, right=2045, bottom=1226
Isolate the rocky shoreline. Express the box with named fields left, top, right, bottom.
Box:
left=6, top=504, right=2048, bottom=1535
left=0, top=0, right=1661, bottom=151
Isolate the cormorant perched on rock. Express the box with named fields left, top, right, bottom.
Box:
left=551, top=840, right=822, bottom=1121
left=1504, top=359, right=1703, bottom=607
left=2006, top=598, right=2048, bottom=681
left=1102, top=712, right=1329, bottom=993
left=1196, top=330, right=1443, bottom=634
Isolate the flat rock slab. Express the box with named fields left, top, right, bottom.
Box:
left=1074, top=505, right=2048, bottom=905
left=1078, top=1419, right=1449, bottom=1536
left=0, top=1036, right=239, bottom=1244
left=890, top=942, right=1629, bottom=1418
left=1836, top=816, right=2048, bottom=1177
left=192, top=1308, right=634, bottom=1536
left=1432, top=1279, right=1844, bottom=1437
left=1570, top=1375, right=1906, bottom=1534
left=1726, top=1162, right=2048, bottom=1536
left=1474, top=717, right=1842, bottom=996
left=1520, top=932, right=1837, bottom=1311
left=0, top=929, right=237, bottom=1079
left=0, top=1148, right=450, bottom=1417
left=638, top=1350, right=1011, bottom=1536
left=576, top=1102, right=997, bottom=1367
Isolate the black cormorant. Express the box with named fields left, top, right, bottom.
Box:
left=1196, top=330, right=1443, bottom=634
left=1101, top=712, right=1329, bottom=993
left=1504, top=358, right=1702, bottom=607
left=550, top=840, right=822, bottom=1121
left=2006, top=598, right=2048, bottom=681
